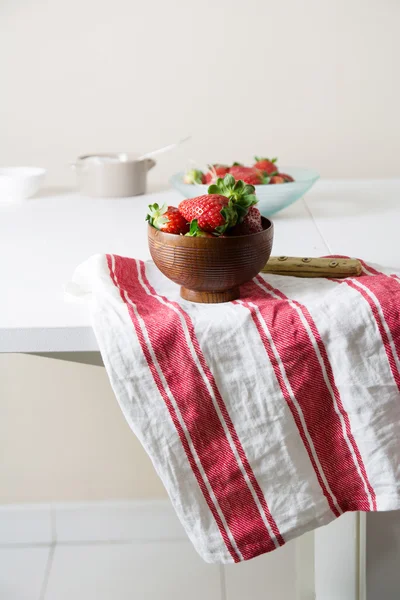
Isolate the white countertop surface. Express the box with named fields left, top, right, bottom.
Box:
left=1, top=180, right=400, bottom=353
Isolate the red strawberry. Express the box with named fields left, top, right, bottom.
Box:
left=179, top=174, right=258, bottom=235
left=279, top=172, right=294, bottom=182
left=269, top=175, right=286, bottom=184
left=178, top=194, right=234, bottom=233
left=183, top=169, right=206, bottom=184
left=228, top=206, right=263, bottom=236
left=204, top=164, right=230, bottom=184
left=253, top=156, right=278, bottom=175
left=229, top=166, right=267, bottom=185
left=146, top=204, right=189, bottom=235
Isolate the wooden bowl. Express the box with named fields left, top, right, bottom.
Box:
left=148, top=217, right=274, bottom=303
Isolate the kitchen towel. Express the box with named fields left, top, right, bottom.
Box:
left=68, top=254, right=400, bottom=563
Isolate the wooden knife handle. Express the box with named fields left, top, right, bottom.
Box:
left=262, top=256, right=362, bottom=278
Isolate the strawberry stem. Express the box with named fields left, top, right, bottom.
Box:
left=186, top=220, right=216, bottom=237
left=146, top=203, right=169, bottom=229
left=254, top=156, right=278, bottom=164
left=184, top=169, right=204, bottom=184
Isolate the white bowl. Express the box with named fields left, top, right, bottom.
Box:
left=0, top=167, right=46, bottom=202
left=170, top=167, right=320, bottom=217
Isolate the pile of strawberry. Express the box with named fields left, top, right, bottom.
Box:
left=183, top=157, right=294, bottom=186
left=146, top=174, right=263, bottom=237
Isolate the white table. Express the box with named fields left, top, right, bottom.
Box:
left=2, top=179, right=399, bottom=599
left=2, top=179, right=399, bottom=354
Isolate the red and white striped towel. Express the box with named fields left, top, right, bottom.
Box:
left=69, top=254, right=400, bottom=563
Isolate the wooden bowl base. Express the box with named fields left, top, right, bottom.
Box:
left=180, top=286, right=240, bottom=304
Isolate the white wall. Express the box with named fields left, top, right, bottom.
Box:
left=1, top=0, right=400, bottom=192
left=1, top=0, right=400, bottom=504
left=0, top=354, right=165, bottom=503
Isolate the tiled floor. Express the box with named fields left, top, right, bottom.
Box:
left=0, top=540, right=297, bottom=600
left=45, top=541, right=222, bottom=600
left=0, top=547, right=50, bottom=600
left=0, top=502, right=298, bottom=600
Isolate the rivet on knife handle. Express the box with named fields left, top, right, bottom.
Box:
left=261, top=257, right=362, bottom=278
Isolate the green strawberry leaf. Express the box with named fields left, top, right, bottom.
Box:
left=186, top=219, right=201, bottom=236
left=190, top=219, right=199, bottom=235
left=217, top=208, right=230, bottom=234
left=244, top=194, right=257, bottom=206
left=220, top=203, right=239, bottom=232
left=234, top=194, right=258, bottom=224
left=235, top=205, right=248, bottom=223
left=186, top=219, right=218, bottom=237
left=233, top=179, right=244, bottom=192
left=210, top=175, right=258, bottom=206
left=243, top=184, right=255, bottom=195
left=208, top=174, right=236, bottom=196
left=237, top=193, right=258, bottom=207
left=223, top=173, right=235, bottom=188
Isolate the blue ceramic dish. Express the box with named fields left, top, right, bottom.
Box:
left=170, top=167, right=320, bottom=217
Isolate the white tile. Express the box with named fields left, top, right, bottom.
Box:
left=54, top=500, right=186, bottom=543
left=0, top=547, right=50, bottom=600
left=224, top=543, right=297, bottom=600
left=0, top=504, right=52, bottom=545
left=45, top=541, right=221, bottom=600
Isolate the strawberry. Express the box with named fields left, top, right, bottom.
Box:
left=183, top=169, right=206, bottom=184
left=253, top=156, right=278, bottom=175
left=269, top=175, right=286, bottom=184
left=178, top=194, right=234, bottom=234
left=228, top=206, right=263, bottom=236
left=279, top=172, right=294, bottom=182
left=146, top=204, right=189, bottom=235
left=179, top=174, right=257, bottom=235
left=229, top=166, right=268, bottom=185
left=204, top=164, right=230, bottom=184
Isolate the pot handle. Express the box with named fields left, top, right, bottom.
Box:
left=143, top=158, right=156, bottom=171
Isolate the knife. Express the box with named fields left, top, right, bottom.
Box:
left=262, top=256, right=362, bottom=278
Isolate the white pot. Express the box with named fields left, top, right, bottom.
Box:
left=73, top=153, right=156, bottom=198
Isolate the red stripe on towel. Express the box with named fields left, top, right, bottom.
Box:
left=107, top=254, right=240, bottom=562
left=237, top=297, right=340, bottom=517
left=358, top=260, right=381, bottom=276
left=109, top=254, right=279, bottom=560
left=334, top=275, right=400, bottom=393
left=240, top=275, right=375, bottom=512
left=138, top=260, right=284, bottom=550
left=257, top=276, right=376, bottom=511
